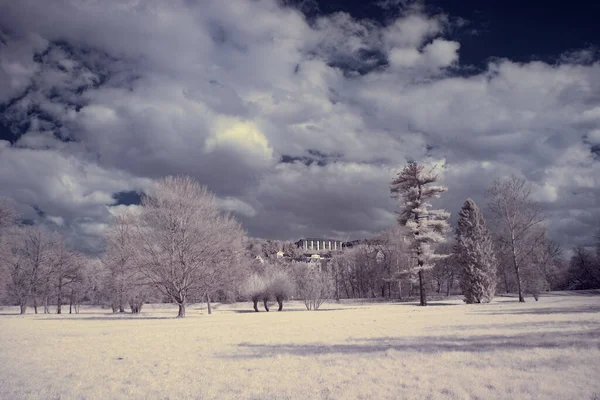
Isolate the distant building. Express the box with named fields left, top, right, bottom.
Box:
left=295, top=238, right=344, bottom=252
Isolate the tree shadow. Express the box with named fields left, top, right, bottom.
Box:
left=471, top=305, right=600, bottom=316
left=35, top=315, right=176, bottom=320
left=226, top=307, right=362, bottom=314
left=394, top=302, right=459, bottom=307
left=222, top=329, right=600, bottom=359
left=439, top=319, right=600, bottom=332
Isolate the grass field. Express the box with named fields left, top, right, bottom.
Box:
left=1, top=292, right=599, bottom=400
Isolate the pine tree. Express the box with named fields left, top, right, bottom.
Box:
left=390, top=162, right=450, bottom=306
left=455, top=199, right=497, bottom=303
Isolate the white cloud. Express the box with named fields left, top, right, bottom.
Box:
left=0, top=0, right=598, bottom=251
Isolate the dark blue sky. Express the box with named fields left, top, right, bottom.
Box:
left=305, top=0, right=600, bottom=68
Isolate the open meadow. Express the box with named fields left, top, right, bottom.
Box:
left=1, top=292, right=599, bottom=400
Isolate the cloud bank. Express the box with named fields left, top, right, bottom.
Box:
left=0, top=0, right=598, bottom=253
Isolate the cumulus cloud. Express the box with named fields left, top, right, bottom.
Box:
left=0, top=0, right=599, bottom=253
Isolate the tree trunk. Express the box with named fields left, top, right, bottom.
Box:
left=418, top=270, right=427, bottom=306
left=44, top=296, right=49, bottom=314
left=510, top=236, right=525, bottom=302
left=515, top=267, right=525, bottom=302
left=119, top=304, right=125, bottom=313
left=502, top=265, right=510, bottom=293
left=177, top=303, right=186, bottom=318
left=33, top=298, right=38, bottom=314
left=69, top=290, right=73, bottom=314
left=206, top=293, right=212, bottom=315
left=19, top=302, right=27, bottom=314
left=57, top=278, right=62, bottom=314
left=253, top=299, right=259, bottom=312
left=277, top=298, right=283, bottom=311
left=446, top=277, right=452, bottom=296
left=263, top=298, right=269, bottom=312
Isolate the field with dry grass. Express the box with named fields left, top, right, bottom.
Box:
left=1, top=292, right=599, bottom=400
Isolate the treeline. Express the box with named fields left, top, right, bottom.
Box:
left=1, top=168, right=599, bottom=316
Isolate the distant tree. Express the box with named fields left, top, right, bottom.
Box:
left=455, top=199, right=498, bottom=304
left=487, top=176, right=545, bottom=302
left=0, top=198, right=17, bottom=301
left=133, top=176, right=247, bottom=318
left=102, top=214, right=137, bottom=313
left=293, top=261, right=332, bottom=310
left=567, top=246, right=600, bottom=289
left=0, top=198, right=16, bottom=229
left=49, top=237, right=83, bottom=314
left=5, top=227, right=58, bottom=314
left=390, top=162, right=450, bottom=306
left=430, top=242, right=458, bottom=296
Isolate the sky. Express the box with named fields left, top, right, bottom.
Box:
left=0, top=0, right=599, bottom=254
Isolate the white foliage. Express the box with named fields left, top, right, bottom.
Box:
left=391, top=162, right=451, bottom=273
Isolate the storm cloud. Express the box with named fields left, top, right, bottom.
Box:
left=0, top=0, right=598, bottom=253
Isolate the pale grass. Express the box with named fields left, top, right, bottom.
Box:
left=1, top=293, right=599, bottom=400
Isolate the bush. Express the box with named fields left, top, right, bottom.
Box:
left=267, top=269, right=295, bottom=311
left=243, top=273, right=267, bottom=312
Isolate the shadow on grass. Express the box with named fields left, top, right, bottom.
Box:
left=227, top=307, right=363, bottom=314
left=472, top=305, right=600, bottom=316
left=394, top=302, right=460, bottom=307
left=33, top=315, right=177, bottom=320
left=440, top=319, right=600, bottom=332
left=223, top=329, right=600, bottom=359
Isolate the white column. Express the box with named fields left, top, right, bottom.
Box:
left=317, top=241, right=320, bottom=251
left=329, top=241, right=331, bottom=250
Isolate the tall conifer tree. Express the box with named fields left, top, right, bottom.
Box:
left=390, top=162, right=450, bottom=306
left=455, top=199, right=497, bottom=303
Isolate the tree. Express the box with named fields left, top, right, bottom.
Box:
left=390, top=162, right=450, bottom=306
left=293, top=261, right=332, bottom=310
left=430, top=242, right=459, bottom=296
left=487, top=175, right=545, bottom=302
left=0, top=198, right=17, bottom=301
left=102, top=213, right=154, bottom=314
left=5, top=227, right=58, bottom=314
left=0, top=198, right=16, bottom=229
left=267, top=268, right=295, bottom=311
left=48, top=237, right=82, bottom=314
left=244, top=273, right=267, bottom=312
left=133, top=176, right=246, bottom=318
left=568, top=245, right=600, bottom=289
left=455, top=199, right=498, bottom=304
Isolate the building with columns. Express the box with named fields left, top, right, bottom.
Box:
left=295, top=238, right=344, bottom=252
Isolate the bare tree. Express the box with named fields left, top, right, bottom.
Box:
left=0, top=198, right=17, bottom=301
left=133, top=176, right=246, bottom=318
left=0, top=198, right=17, bottom=229
left=5, top=227, right=57, bottom=314
left=390, top=162, right=450, bottom=306
left=293, top=261, right=332, bottom=310
left=487, top=175, right=545, bottom=302
left=102, top=213, right=144, bottom=313
left=568, top=245, right=600, bottom=289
